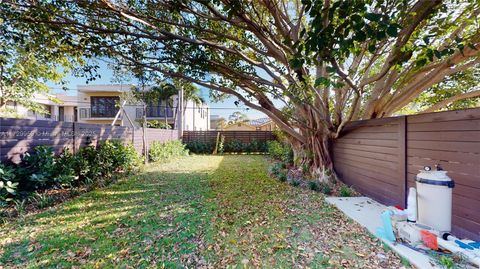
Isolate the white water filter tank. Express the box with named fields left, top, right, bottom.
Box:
left=416, top=165, right=455, bottom=232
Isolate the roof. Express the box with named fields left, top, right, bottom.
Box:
left=77, top=84, right=135, bottom=93
left=248, top=117, right=272, bottom=127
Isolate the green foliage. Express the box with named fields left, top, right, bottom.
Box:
left=319, top=182, right=333, bottom=195
left=0, top=155, right=403, bottom=267
left=53, top=150, right=78, bottom=187
left=228, top=111, right=249, bottom=125
left=278, top=170, right=288, bottom=182
left=149, top=140, right=188, bottom=162
left=0, top=141, right=141, bottom=206
left=267, top=141, right=293, bottom=164
left=413, top=67, right=480, bottom=112
left=186, top=139, right=267, bottom=154
left=0, top=6, right=85, bottom=112
left=439, top=256, right=454, bottom=269
left=146, top=120, right=171, bottom=129
left=17, top=146, right=57, bottom=191
left=0, top=163, right=18, bottom=201
left=30, top=193, right=55, bottom=209
left=339, top=185, right=353, bottom=197
left=308, top=181, right=320, bottom=191
left=185, top=141, right=215, bottom=154
left=268, top=162, right=284, bottom=176
left=290, top=179, right=301, bottom=187
left=217, top=135, right=225, bottom=154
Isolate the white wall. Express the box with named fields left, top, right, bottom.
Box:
left=183, top=100, right=210, bottom=131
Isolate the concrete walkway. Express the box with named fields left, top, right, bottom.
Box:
left=326, top=197, right=438, bottom=269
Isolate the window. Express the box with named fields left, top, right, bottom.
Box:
left=91, top=96, right=119, bottom=117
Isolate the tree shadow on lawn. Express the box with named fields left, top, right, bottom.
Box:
left=0, top=156, right=221, bottom=268
left=0, top=155, right=402, bottom=268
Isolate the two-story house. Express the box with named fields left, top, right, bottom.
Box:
left=3, top=93, right=78, bottom=122
left=77, top=84, right=210, bottom=130
left=3, top=84, right=210, bottom=131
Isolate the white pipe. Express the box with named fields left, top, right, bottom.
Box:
left=407, top=187, right=417, bottom=222
left=438, top=238, right=480, bottom=268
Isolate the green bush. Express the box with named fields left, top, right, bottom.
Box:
left=339, top=185, right=353, bottom=197
left=224, top=139, right=244, bottom=153
left=186, top=139, right=268, bottom=154
left=308, top=181, right=320, bottom=191
left=290, top=179, right=301, bottom=187
left=1, top=141, right=142, bottom=206
left=146, top=120, right=171, bottom=129
left=278, top=170, right=288, bottom=182
left=267, top=141, right=293, bottom=164
left=16, top=146, right=57, bottom=191
left=268, top=162, right=284, bottom=176
left=0, top=164, right=18, bottom=201
left=149, top=140, right=188, bottom=162
left=185, top=141, right=215, bottom=154
left=319, top=182, right=332, bottom=195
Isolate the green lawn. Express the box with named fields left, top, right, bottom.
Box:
left=0, top=155, right=402, bottom=268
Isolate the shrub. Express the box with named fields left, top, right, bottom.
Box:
left=146, top=120, right=171, bottom=129
left=224, top=139, right=244, bottom=153
left=0, top=141, right=142, bottom=211
left=267, top=141, right=293, bottom=164
left=75, top=145, right=100, bottom=183
left=16, top=146, right=57, bottom=191
left=185, top=141, right=215, bottom=154
left=290, top=179, right=301, bottom=187
left=278, top=171, right=288, bottom=182
left=53, top=150, right=78, bottom=187
left=149, top=140, right=188, bottom=162
left=0, top=164, right=18, bottom=201
left=268, top=162, right=284, bottom=176
left=308, top=181, right=320, bottom=191
left=30, top=193, right=55, bottom=209
left=319, top=182, right=332, bottom=195
left=339, top=185, right=353, bottom=197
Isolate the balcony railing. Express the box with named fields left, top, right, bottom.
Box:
left=79, top=107, right=120, bottom=119
left=136, top=106, right=174, bottom=119
left=26, top=113, right=76, bottom=122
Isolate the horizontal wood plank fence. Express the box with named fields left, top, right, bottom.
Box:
left=182, top=130, right=275, bottom=144
left=333, top=108, right=480, bottom=240
left=0, top=118, right=179, bottom=163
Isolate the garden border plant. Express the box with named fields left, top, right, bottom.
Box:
left=0, top=140, right=142, bottom=220
left=266, top=138, right=355, bottom=197
left=186, top=139, right=268, bottom=154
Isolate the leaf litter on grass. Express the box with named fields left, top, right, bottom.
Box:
left=0, top=155, right=404, bottom=268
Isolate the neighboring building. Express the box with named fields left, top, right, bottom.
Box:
left=3, top=84, right=210, bottom=130
left=77, top=84, right=209, bottom=130
left=3, top=93, right=78, bottom=122
left=209, top=115, right=224, bottom=130
left=222, top=117, right=276, bottom=131
left=248, top=117, right=276, bottom=131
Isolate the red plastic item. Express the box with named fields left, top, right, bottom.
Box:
left=394, top=205, right=405, bottom=210
left=421, top=230, right=438, bottom=250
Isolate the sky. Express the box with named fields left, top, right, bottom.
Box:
left=48, top=61, right=268, bottom=120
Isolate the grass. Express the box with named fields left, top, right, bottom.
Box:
left=0, top=155, right=401, bottom=268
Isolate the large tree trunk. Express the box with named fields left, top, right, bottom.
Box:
left=290, top=131, right=335, bottom=182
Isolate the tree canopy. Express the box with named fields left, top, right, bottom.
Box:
left=228, top=111, right=250, bottom=125
left=3, top=0, right=479, bottom=172
left=0, top=4, right=91, bottom=114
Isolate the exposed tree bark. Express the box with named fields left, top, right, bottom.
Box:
left=5, top=0, right=480, bottom=178
left=422, top=88, right=480, bottom=113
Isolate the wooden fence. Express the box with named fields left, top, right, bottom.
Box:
left=333, top=108, right=480, bottom=240
left=182, top=130, right=275, bottom=144
left=0, top=118, right=179, bottom=163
